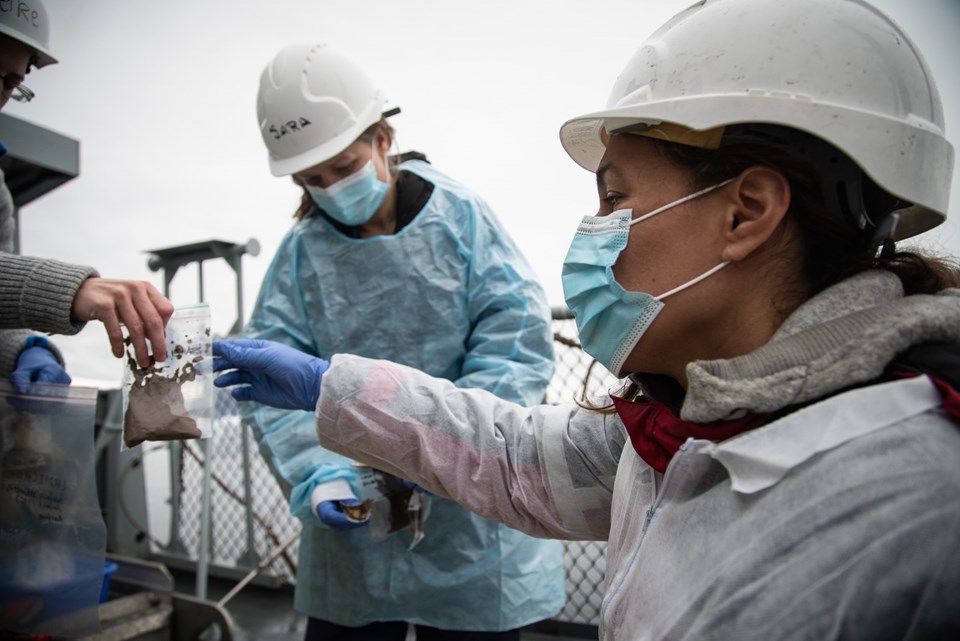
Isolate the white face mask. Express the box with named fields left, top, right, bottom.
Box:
left=561, top=178, right=734, bottom=377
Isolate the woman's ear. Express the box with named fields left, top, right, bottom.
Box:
left=375, top=128, right=391, bottom=156
left=720, top=166, right=791, bottom=263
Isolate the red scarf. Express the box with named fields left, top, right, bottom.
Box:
left=613, top=373, right=960, bottom=474
left=611, top=395, right=770, bottom=474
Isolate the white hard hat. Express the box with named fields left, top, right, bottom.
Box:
left=257, top=44, right=388, bottom=177
left=0, top=0, right=56, bottom=67
left=559, top=0, right=954, bottom=239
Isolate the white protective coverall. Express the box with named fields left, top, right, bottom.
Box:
left=314, top=270, right=960, bottom=640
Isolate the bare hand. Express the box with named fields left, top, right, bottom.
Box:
left=71, top=278, right=175, bottom=368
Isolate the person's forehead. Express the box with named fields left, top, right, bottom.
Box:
left=598, top=136, right=665, bottom=179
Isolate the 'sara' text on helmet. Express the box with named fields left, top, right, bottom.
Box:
left=269, top=118, right=312, bottom=140
left=0, top=1, right=41, bottom=26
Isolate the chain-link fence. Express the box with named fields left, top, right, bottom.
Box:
left=155, top=309, right=621, bottom=626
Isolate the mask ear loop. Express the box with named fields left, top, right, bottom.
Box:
left=655, top=262, right=729, bottom=301
left=628, top=178, right=735, bottom=227
left=629, top=177, right=736, bottom=301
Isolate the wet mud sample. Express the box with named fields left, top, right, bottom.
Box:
left=339, top=500, right=373, bottom=523
left=123, top=353, right=203, bottom=448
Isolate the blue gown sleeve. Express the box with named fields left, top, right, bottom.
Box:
left=240, top=230, right=360, bottom=524
left=454, top=199, right=556, bottom=406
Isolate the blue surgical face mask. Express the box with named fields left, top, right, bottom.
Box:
left=561, top=179, right=734, bottom=377
left=306, top=158, right=390, bottom=227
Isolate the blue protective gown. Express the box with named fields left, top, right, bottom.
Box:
left=242, top=159, right=565, bottom=630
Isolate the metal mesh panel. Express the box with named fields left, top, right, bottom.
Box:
left=159, top=309, right=620, bottom=625
left=562, top=540, right=608, bottom=625
left=174, top=390, right=301, bottom=584
left=547, top=310, right=623, bottom=403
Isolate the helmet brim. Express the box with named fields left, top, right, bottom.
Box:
left=559, top=95, right=953, bottom=239
left=0, top=25, right=57, bottom=67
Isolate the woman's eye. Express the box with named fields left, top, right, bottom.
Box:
left=603, top=192, right=623, bottom=207
left=335, top=159, right=359, bottom=175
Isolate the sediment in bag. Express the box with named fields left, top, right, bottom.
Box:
left=122, top=353, right=203, bottom=448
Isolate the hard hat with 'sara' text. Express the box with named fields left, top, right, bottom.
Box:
left=257, top=44, right=388, bottom=177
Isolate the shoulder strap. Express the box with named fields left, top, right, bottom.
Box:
left=887, top=341, right=960, bottom=422
left=889, top=342, right=960, bottom=385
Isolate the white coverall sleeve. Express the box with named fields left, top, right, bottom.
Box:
left=316, top=354, right=625, bottom=540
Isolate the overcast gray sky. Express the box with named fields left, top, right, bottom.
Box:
left=5, top=0, right=959, bottom=383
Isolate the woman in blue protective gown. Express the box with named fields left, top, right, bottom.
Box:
left=245, top=43, right=564, bottom=640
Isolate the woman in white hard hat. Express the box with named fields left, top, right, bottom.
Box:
left=241, top=44, right=564, bottom=640
left=0, top=1, right=173, bottom=384
left=216, top=1, right=960, bottom=638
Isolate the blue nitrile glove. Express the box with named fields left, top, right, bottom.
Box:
left=11, top=341, right=72, bottom=389
left=316, top=499, right=370, bottom=532
left=213, top=339, right=329, bottom=411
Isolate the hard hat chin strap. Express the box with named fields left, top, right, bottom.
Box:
left=870, top=212, right=901, bottom=259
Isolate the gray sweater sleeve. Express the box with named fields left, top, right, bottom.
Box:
left=0, top=169, right=95, bottom=375
left=0, top=252, right=99, bottom=333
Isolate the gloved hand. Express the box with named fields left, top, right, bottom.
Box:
left=213, top=339, right=329, bottom=411
left=11, top=345, right=72, bottom=389
left=316, top=499, right=370, bottom=532
left=397, top=478, right=433, bottom=495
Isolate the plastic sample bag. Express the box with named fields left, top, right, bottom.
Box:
left=121, top=303, right=214, bottom=449
left=344, top=466, right=431, bottom=549
left=0, top=379, right=105, bottom=636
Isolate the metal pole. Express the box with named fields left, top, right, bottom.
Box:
left=161, top=263, right=189, bottom=556
left=218, top=529, right=300, bottom=607
left=236, top=422, right=260, bottom=568
left=166, top=441, right=187, bottom=556
left=234, top=258, right=244, bottom=333
left=163, top=266, right=178, bottom=299
left=198, top=260, right=205, bottom=303
left=164, top=441, right=188, bottom=555
left=226, top=253, right=245, bottom=336
left=196, top=438, right=213, bottom=599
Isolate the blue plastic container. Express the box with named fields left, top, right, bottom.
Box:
left=0, top=555, right=110, bottom=630
left=100, top=562, right=118, bottom=603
